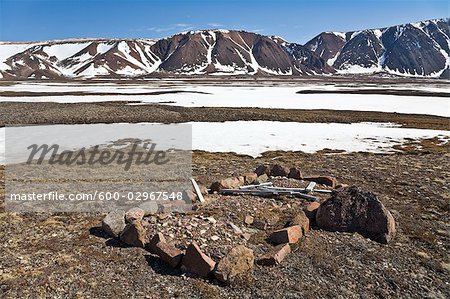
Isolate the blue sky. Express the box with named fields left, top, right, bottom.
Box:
left=0, top=0, right=448, bottom=44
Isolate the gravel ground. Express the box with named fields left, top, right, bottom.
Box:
left=0, top=102, right=449, bottom=130
left=1, top=150, right=449, bottom=299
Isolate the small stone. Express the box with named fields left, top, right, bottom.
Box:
left=241, top=233, right=252, bottom=240
left=198, top=184, right=209, bottom=195
left=125, top=207, right=145, bottom=223
left=257, top=244, right=291, bottom=266
left=244, top=215, right=254, bottom=225
left=228, top=222, right=243, bottom=235
left=119, top=221, right=146, bottom=247
left=441, top=262, right=450, bottom=272
left=252, top=219, right=267, bottom=230
left=242, top=172, right=258, bottom=184
left=138, top=201, right=159, bottom=216
left=290, top=211, right=310, bottom=234
left=269, top=225, right=302, bottom=244
left=101, top=210, right=126, bottom=238
left=181, top=242, right=216, bottom=277
left=270, top=164, right=290, bottom=177
left=200, top=229, right=207, bottom=235
left=256, top=174, right=269, bottom=184
left=304, top=202, right=320, bottom=221
left=184, top=189, right=197, bottom=202
left=210, top=177, right=242, bottom=192
left=336, top=183, right=349, bottom=189
left=154, top=241, right=184, bottom=268
left=288, top=167, right=302, bottom=180
left=211, top=235, right=220, bottom=241
left=309, top=176, right=337, bottom=188
left=214, top=245, right=254, bottom=283
left=255, top=164, right=270, bottom=176
left=416, top=251, right=431, bottom=259
left=206, top=217, right=217, bottom=224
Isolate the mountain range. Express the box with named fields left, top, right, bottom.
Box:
left=0, top=18, right=448, bottom=80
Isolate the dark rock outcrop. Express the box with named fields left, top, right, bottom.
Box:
left=316, top=186, right=396, bottom=244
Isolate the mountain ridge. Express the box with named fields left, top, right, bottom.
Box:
left=0, top=18, right=448, bottom=79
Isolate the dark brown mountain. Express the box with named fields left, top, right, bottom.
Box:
left=0, top=19, right=448, bottom=79
left=305, top=18, right=449, bottom=78
left=0, top=30, right=330, bottom=79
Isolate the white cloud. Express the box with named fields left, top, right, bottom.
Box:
left=207, top=23, right=223, bottom=27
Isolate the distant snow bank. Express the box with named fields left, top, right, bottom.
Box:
left=1, top=84, right=448, bottom=117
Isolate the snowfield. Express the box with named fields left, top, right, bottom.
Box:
left=1, top=121, right=449, bottom=163
left=1, top=84, right=449, bottom=117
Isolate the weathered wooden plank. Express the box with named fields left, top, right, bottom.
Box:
left=190, top=178, right=205, bottom=203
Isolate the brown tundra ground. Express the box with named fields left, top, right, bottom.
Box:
left=0, top=148, right=449, bottom=298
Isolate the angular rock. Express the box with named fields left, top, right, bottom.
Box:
left=270, top=164, right=290, bottom=177
left=255, top=164, right=270, bottom=176
left=288, top=167, right=303, bottom=180
left=154, top=241, right=184, bottom=268
left=257, top=244, right=291, bottom=266
left=308, top=176, right=337, bottom=188
left=210, top=177, right=242, bottom=192
left=228, top=222, right=243, bottom=235
left=336, top=183, right=349, bottom=189
left=183, top=189, right=197, bottom=202
left=198, top=184, right=209, bottom=195
left=119, top=221, right=146, bottom=247
left=147, top=232, right=166, bottom=253
left=256, top=173, right=269, bottom=184
left=214, top=245, right=254, bottom=283
left=269, top=225, right=302, bottom=244
left=304, top=202, right=320, bottom=221
left=242, top=172, right=258, bottom=184
left=290, top=211, right=310, bottom=234
left=125, top=207, right=145, bottom=223
left=316, top=186, right=396, bottom=244
left=181, top=242, right=216, bottom=277
left=102, top=210, right=126, bottom=238
left=253, top=219, right=267, bottom=230
left=138, top=201, right=159, bottom=215
left=244, top=215, right=254, bottom=225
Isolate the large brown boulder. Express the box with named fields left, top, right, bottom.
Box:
left=288, top=167, right=302, bottom=180
left=255, top=164, right=270, bottom=176
left=214, top=245, right=254, bottom=283
left=270, top=164, right=290, bottom=177
left=316, top=186, right=396, bottom=244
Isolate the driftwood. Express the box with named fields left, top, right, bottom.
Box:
left=220, top=183, right=326, bottom=202
left=191, top=178, right=205, bottom=203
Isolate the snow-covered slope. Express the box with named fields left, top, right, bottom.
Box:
left=0, top=31, right=330, bottom=79
left=305, top=18, right=450, bottom=78
left=1, top=19, right=449, bottom=79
